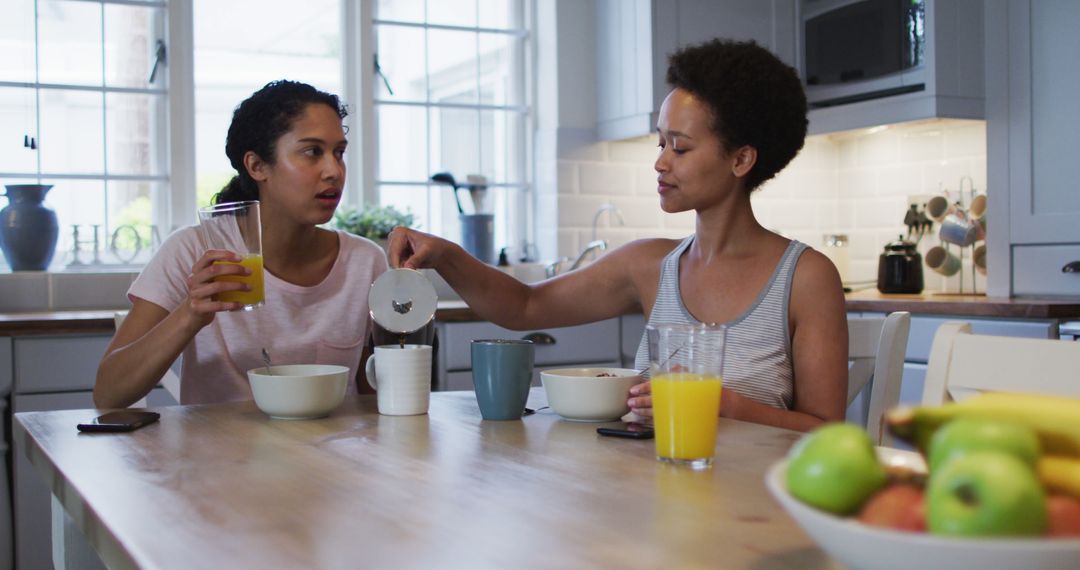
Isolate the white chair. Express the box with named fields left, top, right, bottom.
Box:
left=113, top=311, right=181, bottom=405
left=922, top=321, right=1080, bottom=405
left=847, top=311, right=911, bottom=446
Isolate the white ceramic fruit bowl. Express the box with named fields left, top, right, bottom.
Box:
left=765, top=447, right=1080, bottom=570
left=248, top=364, right=349, bottom=420
left=540, top=367, right=641, bottom=422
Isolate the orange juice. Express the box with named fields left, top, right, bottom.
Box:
left=213, top=254, right=264, bottom=307
left=652, top=373, right=722, bottom=463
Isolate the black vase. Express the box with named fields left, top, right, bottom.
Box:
left=1, top=184, right=59, bottom=271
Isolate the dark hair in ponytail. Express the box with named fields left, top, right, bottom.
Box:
left=213, top=80, right=348, bottom=204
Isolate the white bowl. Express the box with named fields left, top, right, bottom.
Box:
left=248, top=364, right=349, bottom=420
left=765, top=447, right=1080, bottom=570
left=540, top=367, right=642, bottom=422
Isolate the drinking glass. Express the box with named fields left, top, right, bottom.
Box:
left=197, top=200, right=264, bottom=310
left=649, top=323, right=726, bottom=469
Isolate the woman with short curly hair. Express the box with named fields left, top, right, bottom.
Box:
left=390, top=39, right=847, bottom=431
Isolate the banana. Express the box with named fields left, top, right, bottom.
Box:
left=885, top=391, right=1080, bottom=457
left=1039, top=455, right=1080, bottom=501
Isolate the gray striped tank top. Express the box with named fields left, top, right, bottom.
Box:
left=633, top=236, right=808, bottom=409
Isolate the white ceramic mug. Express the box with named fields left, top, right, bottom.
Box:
left=365, top=344, right=432, bottom=416
left=925, top=245, right=962, bottom=277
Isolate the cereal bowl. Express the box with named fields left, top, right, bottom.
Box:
left=248, top=364, right=349, bottom=420
left=540, top=367, right=642, bottom=422
left=765, top=447, right=1080, bottom=570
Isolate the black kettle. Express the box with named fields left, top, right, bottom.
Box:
left=877, top=236, right=923, bottom=294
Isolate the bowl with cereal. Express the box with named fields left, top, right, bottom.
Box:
left=539, top=367, right=643, bottom=422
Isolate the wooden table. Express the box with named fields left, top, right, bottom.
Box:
left=14, top=390, right=837, bottom=570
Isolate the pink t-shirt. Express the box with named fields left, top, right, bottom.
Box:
left=128, top=226, right=387, bottom=404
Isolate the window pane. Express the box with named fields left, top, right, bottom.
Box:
left=377, top=0, right=424, bottom=23
left=431, top=107, right=479, bottom=178
left=106, top=179, right=163, bottom=265
left=41, top=178, right=106, bottom=268
left=478, top=0, right=518, bottom=29
left=378, top=184, right=430, bottom=233
left=0, top=87, right=38, bottom=173
left=0, top=0, right=36, bottom=82
left=428, top=30, right=478, bottom=104
left=427, top=0, right=476, bottom=27
left=38, top=0, right=104, bottom=87
left=479, top=110, right=525, bottom=184
left=376, top=25, right=427, bottom=101
left=478, top=33, right=518, bottom=106
left=377, top=105, right=428, bottom=181
left=39, top=89, right=104, bottom=174
left=105, top=4, right=166, bottom=89
left=106, top=93, right=166, bottom=176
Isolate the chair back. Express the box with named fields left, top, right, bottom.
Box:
left=848, top=311, right=911, bottom=446
left=922, top=321, right=1080, bottom=405
left=114, top=311, right=182, bottom=404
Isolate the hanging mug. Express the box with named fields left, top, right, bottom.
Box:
left=939, top=210, right=979, bottom=247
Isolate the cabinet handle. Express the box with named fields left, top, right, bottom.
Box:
left=1063, top=261, right=1080, bottom=273
left=522, top=332, right=556, bottom=345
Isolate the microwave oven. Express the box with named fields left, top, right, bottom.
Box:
left=801, top=0, right=926, bottom=108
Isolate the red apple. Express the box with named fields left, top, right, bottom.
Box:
left=857, top=484, right=926, bottom=532
left=1047, top=495, right=1080, bottom=538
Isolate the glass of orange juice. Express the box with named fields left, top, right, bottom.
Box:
left=197, top=200, right=264, bottom=310
left=649, top=323, right=726, bottom=469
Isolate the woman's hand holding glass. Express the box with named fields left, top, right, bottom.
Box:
left=183, top=249, right=252, bottom=326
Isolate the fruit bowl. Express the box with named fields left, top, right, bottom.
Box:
left=765, top=447, right=1080, bottom=570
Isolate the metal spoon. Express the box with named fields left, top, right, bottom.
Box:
left=261, top=348, right=274, bottom=375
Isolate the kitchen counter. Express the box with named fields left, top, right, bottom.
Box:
left=3, top=292, right=1080, bottom=336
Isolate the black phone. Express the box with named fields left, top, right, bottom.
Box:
left=597, top=422, right=655, bottom=440
left=77, top=411, right=160, bottom=433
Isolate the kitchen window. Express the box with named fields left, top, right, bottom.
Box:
left=369, top=0, right=533, bottom=258
left=0, top=0, right=170, bottom=270
left=0, top=0, right=532, bottom=273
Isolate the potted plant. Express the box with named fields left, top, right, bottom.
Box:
left=333, top=204, right=416, bottom=248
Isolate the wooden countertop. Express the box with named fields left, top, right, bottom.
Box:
left=4, top=292, right=1080, bottom=337
left=843, top=289, right=1080, bottom=319
left=14, top=390, right=834, bottom=570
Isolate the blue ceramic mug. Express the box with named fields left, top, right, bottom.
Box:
left=471, top=339, right=534, bottom=420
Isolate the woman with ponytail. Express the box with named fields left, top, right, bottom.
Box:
left=95, top=80, right=388, bottom=407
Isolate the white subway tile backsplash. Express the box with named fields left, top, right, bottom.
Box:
left=579, top=162, right=636, bottom=196
left=539, top=118, right=985, bottom=295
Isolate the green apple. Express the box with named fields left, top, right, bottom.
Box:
left=928, top=418, right=1040, bottom=473
left=786, top=423, right=887, bottom=515
left=927, top=451, right=1047, bottom=537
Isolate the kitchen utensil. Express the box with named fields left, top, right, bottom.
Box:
left=925, top=245, right=961, bottom=277
left=460, top=213, right=495, bottom=264
left=248, top=364, right=349, bottom=420
left=925, top=195, right=951, bottom=222
left=430, top=172, right=465, bottom=215
left=261, top=348, right=274, bottom=375
left=465, top=174, right=487, bottom=214
left=877, top=236, right=924, bottom=294
left=368, top=268, right=438, bottom=336
left=471, top=339, right=534, bottom=420
left=364, top=344, right=432, bottom=415
left=939, top=210, right=979, bottom=247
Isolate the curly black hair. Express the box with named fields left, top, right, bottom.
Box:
left=214, top=80, right=348, bottom=204
left=666, top=39, right=807, bottom=192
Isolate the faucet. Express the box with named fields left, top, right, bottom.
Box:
left=591, top=203, right=625, bottom=242
left=568, top=240, right=608, bottom=271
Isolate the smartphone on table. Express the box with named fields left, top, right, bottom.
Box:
left=77, top=411, right=160, bottom=433
left=597, top=422, right=655, bottom=440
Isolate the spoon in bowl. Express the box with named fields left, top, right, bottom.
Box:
left=261, top=348, right=274, bottom=375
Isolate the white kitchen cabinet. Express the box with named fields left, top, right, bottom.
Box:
left=985, top=0, right=1080, bottom=296
left=437, top=319, right=622, bottom=390
left=803, top=0, right=985, bottom=135
left=0, top=338, right=12, bottom=570
left=595, top=0, right=797, bottom=140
